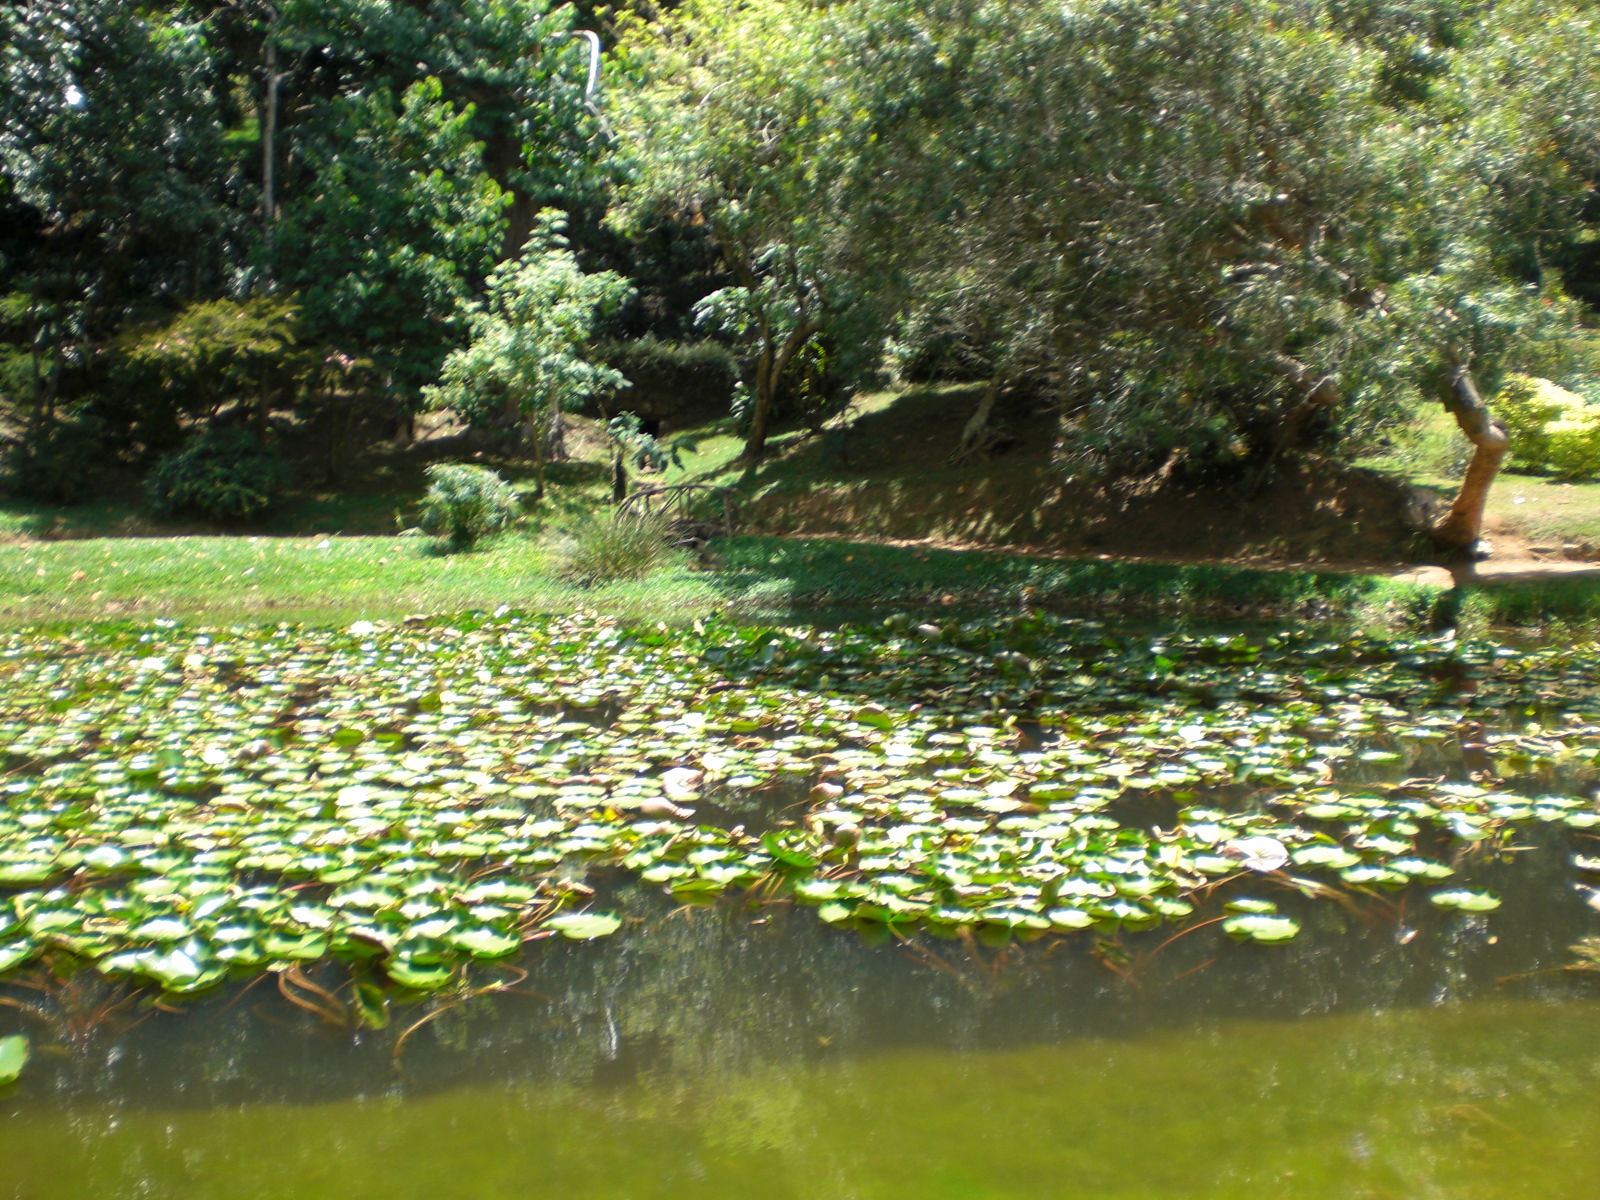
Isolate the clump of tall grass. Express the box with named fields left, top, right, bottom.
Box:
left=557, top=509, right=686, bottom=585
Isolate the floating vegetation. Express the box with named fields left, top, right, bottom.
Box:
left=0, top=1034, right=25, bottom=1084
left=0, top=610, right=1597, bottom=1004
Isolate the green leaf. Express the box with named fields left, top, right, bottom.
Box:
left=1221, top=914, right=1301, bottom=943
left=0, top=1035, right=28, bottom=1085
left=544, top=912, right=622, bottom=941
left=1429, top=889, right=1502, bottom=913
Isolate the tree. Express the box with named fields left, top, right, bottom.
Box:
left=274, top=76, right=509, bottom=431
left=809, top=0, right=1586, bottom=552
left=425, top=210, right=632, bottom=497
left=611, top=0, right=878, bottom=461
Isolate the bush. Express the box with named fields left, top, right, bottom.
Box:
left=1543, top=415, right=1600, bottom=480
left=1494, top=374, right=1572, bottom=467
left=557, top=510, right=684, bottom=585
left=145, top=427, right=286, bottom=521
left=2, top=411, right=111, bottom=504
left=595, top=336, right=739, bottom=425
left=417, top=463, right=522, bottom=550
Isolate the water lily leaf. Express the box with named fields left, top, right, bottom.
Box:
left=544, top=912, right=622, bottom=940
left=1225, top=898, right=1278, bottom=915
left=816, top=901, right=856, bottom=924
left=761, top=832, right=819, bottom=869
left=1291, top=844, right=1361, bottom=869
left=0, top=941, right=34, bottom=973
left=131, top=918, right=193, bottom=943
left=1221, top=913, right=1301, bottom=943
left=1429, top=889, right=1502, bottom=912
left=1045, top=908, right=1094, bottom=930
left=0, top=1035, right=28, bottom=1085
left=854, top=706, right=895, bottom=732
left=0, top=859, right=60, bottom=884
left=385, top=958, right=455, bottom=991
left=449, top=927, right=522, bottom=958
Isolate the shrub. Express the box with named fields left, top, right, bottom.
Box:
left=557, top=510, right=684, bottom=585
left=2, top=411, right=111, bottom=504
left=145, top=427, right=286, bottom=521
left=1543, top=415, right=1600, bottom=480
left=594, top=336, right=739, bottom=425
left=1494, top=374, right=1572, bottom=467
left=417, top=462, right=522, bottom=550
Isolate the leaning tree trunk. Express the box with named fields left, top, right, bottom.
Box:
left=1431, top=367, right=1507, bottom=554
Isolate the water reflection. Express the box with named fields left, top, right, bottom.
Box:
left=3, top=860, right=1598, bottom=1200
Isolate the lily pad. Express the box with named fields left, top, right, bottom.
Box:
left=0, top=1034, right=27, bottom=1085
left=543, top=912, right=623, bottom=940
left=1429, top=889, right=1502, bottom=913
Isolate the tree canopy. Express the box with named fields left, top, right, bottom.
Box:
left=4, top=0, right=1600, bottom=551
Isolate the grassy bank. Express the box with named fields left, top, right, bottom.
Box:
left=0, top=527, right=1450, bottom=629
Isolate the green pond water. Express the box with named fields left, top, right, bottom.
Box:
left=4, top=873, right=1600, bottom=1200
left=4, top=610, right=1600, bottom=1197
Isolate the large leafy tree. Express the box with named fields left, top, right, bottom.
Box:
left=1, top=0, right=239, bottom=437
left=1, top=0, right=608, bottom=470
left=813, top=0, right=1590, bottom=552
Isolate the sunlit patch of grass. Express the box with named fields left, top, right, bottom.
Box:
left=1487, top=475, right=1600, bottom=546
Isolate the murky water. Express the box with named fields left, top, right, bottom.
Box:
left=4, top=856, right=1598, bottom=1200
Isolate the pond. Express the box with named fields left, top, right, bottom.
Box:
left=1, top=610, right=1599, bottom=1197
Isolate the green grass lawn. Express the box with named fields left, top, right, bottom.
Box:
left=0, top=523, right=1450, bottom=629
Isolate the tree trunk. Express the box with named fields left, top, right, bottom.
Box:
left=261, top=38, right=281, bottom=278
left=611, top=447, right=628, bottom=505
left=1431, top=367, right=1506, bottom=553
left=953, top=377, right=1002, bottom=460
left=530, top=414, right=547, bottom=500
left=741, top=317, right=817, bottom=461
left=546, top=396, right=568, bottom=462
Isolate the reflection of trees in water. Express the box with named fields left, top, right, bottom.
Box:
left=9, top=837, right=1590, bottom=1117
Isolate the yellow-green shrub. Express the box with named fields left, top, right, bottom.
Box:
left=1494, top=374, right=1600, bottom=478
left=1544, top=415, right=1600, bottom=480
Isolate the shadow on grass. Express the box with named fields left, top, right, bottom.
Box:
left=701, top=536, right=1445, bottom=627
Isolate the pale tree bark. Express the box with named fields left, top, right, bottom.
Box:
left=1431, top=366, right=1507, bottom=554
left=952, top=377, right=1003, bottom=461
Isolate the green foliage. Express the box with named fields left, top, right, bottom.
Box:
left=1495, top=374, right=1600, bottom=478
left=1543, top=417, right=1600, bottom=480
left=144, top=427, right=287, bottom=522
left=2, top=411, right=110, bottom=504
left=416, top=463, right=523, bottom=551
left=557, top=510, right=684, bottom=585
left=612, top=0, right=883, bottom=457
left=0, top=609, right=1599, bottom=1003
left=426, top=211, right=632, bottom=444
left=277, top=78, right=509, bottom=406
left=106, top=296, right=310, bottom=447
left=598, top=336, right=740, bottom=420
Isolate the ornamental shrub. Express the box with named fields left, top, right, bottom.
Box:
left=144, top=427, right=286, bottom=521
left=1543, top=415, right=1600, bottom=480
left=416, top=462, right=522, bottom=551
left=1494, top=374, right=1572, bottom=467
